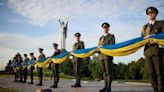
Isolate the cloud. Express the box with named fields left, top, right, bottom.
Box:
left=7, top=0, right=164, bottom=26
left=1, top=0, right=163, bottom=68
left=0, top=46, right=18, bottom=64
left=0, top=32, right=59, bottom=57
left=8, top=18, right=24, bottom=24
left=0, top=30, right=98, bottom=67
left=0, top=47, right=15, bottom=70
left=0, top=31, right=58, bottom=70
left=0, top=30, right=100, bottom=58
left=0, top=2, right=4, bottom=6
left=0, top=18, right=144, bottom=67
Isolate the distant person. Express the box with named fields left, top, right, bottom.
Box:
left=12, top=56, right=19, bottom=82
left=6, top=59, right=12, bottom=74
left=22, top=54, right=30, bottom=83
left=17, top=53, right=23, bottom=82
left=28, top=53, right=36, bottom=84
left=36, top=48, right=45, bottom=86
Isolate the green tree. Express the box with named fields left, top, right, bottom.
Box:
left=127, top=61, right=140, bottom=79
left=60, top=58, right=74, bottom=75
left=115, top=62, right=128, bottom=79
left=88, top=55, right=103, bottom=80
left=81, top=57, right=91, bottom=77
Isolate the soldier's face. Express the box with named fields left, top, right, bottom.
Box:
left=147, top=12, right=157, bottom=20
left=74, top=36, right=80, bottom=41
left=18, top=56, right=22, bottom=60
left=102, top=27, right=109, bottom=34
left=54, top=46, right=57, bottom=49
left=39, top=50, right=43, bottom=53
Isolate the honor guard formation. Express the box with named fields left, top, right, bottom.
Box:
left=6, top=6, right=164, bottom=92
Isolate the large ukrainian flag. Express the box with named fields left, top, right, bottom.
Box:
left=13, top=33, right=164, bottom=68
left=36, top=57, right=51, bottom=68
left=70, top=47, right=97, bottom=58
left=51, top=51, right=70, bottom=64
left=100, top=32, right=164, bottom=56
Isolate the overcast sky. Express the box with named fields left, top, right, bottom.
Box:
left=0, top=0, right=164, bottom=69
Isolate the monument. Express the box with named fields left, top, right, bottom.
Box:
left=58, top=16, right=69, bottom=51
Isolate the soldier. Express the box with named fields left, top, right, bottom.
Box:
left=22, top=54, right=30, bottom=83
left=141, top=6, right=164, bottom=92
left=17, top=53, right=23, bottom=82
left=50, top=43, right=61, bottom=88
left=97, top=22, right=115, bottom=92
left=71, top=32, right=85, bottom=88
left=13, top=56, right=19, bottom=82
left=28, top=53, right=36, bottom=84
left=6, top=60, right=12, bottom=74
left=36, top=48, right=45, bottom=86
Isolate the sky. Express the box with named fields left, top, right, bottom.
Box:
left=0, top=0, right=164, bottom=70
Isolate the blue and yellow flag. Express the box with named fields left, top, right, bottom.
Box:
left=10, top=33, right=164, bottom=68
left=70, top=47, right=97, bottom=58
left=36, top=57, right=51, bottom=68
left=51, top=51, right=70, bottom=64
left=100, top=33, right=164, bottom=56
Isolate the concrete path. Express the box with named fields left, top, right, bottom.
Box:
left=0, top=77, right=153, bottom=92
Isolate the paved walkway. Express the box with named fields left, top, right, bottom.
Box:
left=0, top=77, right=153, bottom=92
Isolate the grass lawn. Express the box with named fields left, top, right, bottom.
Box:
left=116, top=79, right=150, bottom=83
